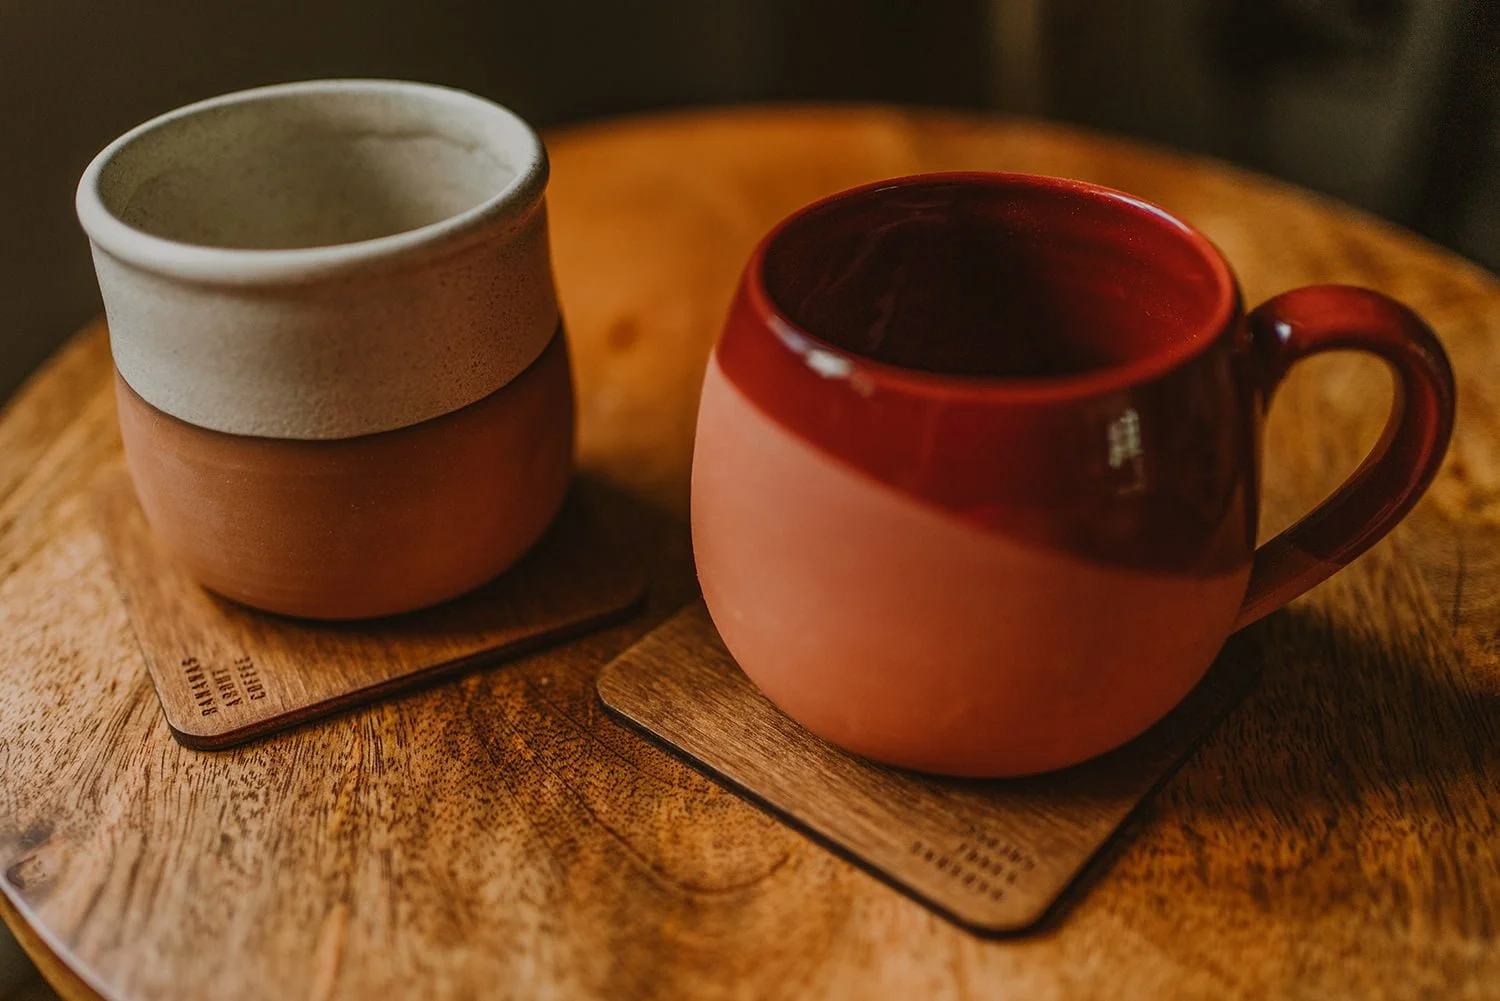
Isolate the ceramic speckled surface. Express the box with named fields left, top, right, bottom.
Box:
left=77, top=79, right=557, bottom=439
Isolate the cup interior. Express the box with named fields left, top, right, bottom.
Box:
left=92, top=83, right=530, bottom=250
left=760, top=175, right=1233, bottom=380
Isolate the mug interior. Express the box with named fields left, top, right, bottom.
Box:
left=760, top=174, right=1233, bottom=381
left=92, top=84, right=527, bottom=250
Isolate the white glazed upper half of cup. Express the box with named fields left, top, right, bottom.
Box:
left=76, top=79, right=558, bottom=439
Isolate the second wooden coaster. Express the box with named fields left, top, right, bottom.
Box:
left=93, top=468, right=647, bottom=749
left=597, top=599, right=1259, bottom=934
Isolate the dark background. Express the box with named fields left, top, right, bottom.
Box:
left=2, top=0, right=1497, bottom=405
left=0, top=1, right=1497, bottom=994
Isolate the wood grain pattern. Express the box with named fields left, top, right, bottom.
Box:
left=91, top=468, right=646, bottom=748
left=0, top=107, right=1497, bottom=1000
left=597, top=600, right=1260, bottom=933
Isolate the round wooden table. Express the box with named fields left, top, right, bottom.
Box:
left=2, top=108, right=1497, bottom=1001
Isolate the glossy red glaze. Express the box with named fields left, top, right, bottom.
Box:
left=1233, top=285, right=1455, bottom=627
left=718, top=173, right=1254, bottom=573
left=693, top=172, right=1455, bottom=776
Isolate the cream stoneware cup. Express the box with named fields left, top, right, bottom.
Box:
left=77, top=79, right=574, bottom=619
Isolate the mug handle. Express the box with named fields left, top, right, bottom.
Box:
left=1232, top=285, right=1456, bottom=630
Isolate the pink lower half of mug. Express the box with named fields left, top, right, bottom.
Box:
left=692, top=355, right=1251, bottom=776
left=116, top=329, right=575, bottom=620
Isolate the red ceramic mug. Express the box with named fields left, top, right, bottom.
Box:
left=692, top=172, right=1455, bottom=777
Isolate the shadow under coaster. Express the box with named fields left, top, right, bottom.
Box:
left=93, top=467, right=647, bottom=749
left=596, top=599, right=1259, bottom=934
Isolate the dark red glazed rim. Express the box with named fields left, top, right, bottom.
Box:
left=743, top=171, right=1241, bottom=402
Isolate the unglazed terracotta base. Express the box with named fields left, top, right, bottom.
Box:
left=115, top=331, right=574, bottom=620
left=694, top=358, right=1249, bottom=776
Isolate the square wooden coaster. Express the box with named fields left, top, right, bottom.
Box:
left=597, top=600, right=1259, bottom=934
left=93, top=468, right=647, bottom=749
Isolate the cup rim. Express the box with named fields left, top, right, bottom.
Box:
left=744, top=171, right=1241, bottom=403
left=75, top=78, right=548, bottom=286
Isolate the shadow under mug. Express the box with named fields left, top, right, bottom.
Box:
left=692, top=172, right=1455, bottom=777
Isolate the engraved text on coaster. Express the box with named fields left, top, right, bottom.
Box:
left=596, top=599, right=1258, bottom=934
left=94, top=468, right=646, bottom=749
